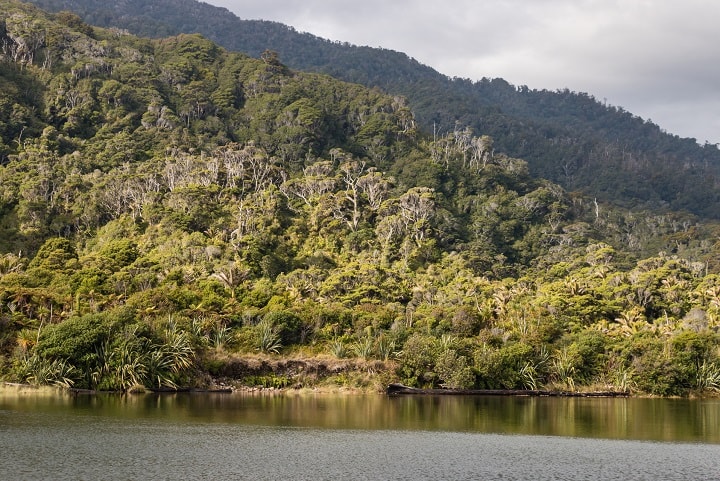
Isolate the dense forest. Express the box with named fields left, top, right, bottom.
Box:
left=1, top=0, right=720, bottom=396
left=26, top=0, right=720, bottom=219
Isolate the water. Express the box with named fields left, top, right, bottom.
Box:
left=1, top=386, right=719, bottom=480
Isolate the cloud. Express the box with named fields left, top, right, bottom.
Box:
left=208, top=0, right=720, bottom=143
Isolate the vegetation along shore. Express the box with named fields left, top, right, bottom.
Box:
left=1, top=0, right=720, bottom=397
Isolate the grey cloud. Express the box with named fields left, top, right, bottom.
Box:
left=208, top=0, right=720, bottom=143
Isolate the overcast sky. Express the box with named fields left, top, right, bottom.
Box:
left=206, top=0, right=720, bottom=145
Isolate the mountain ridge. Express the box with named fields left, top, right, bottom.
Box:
left=26, top=0, right=720, bottom=219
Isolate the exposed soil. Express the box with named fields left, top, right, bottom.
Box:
left=207, top=354, right=394, bottom=391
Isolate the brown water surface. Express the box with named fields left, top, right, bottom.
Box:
left=1, top=385, right=718, bottom=480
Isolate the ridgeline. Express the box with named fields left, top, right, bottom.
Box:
left=27, top=0, right=720, bottom=219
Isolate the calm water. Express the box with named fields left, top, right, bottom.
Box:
left=1, top=386, right=719, bottom=480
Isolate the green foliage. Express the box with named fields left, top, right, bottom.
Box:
left=696, top=361, right=720, bottom=392
left=29, top=0, right=720, bottom=219
left=263, top=310, right=302, bottom=345
left=329, top=337, right=348, bottom=358
left=434, top=349, right=474, bottom=389
left=557, top=330, right=609, bottom=384
left=28, top=238, right=77, bottom=271
left=255, top=317, right=282, bottom=354
left=396, top=333, right=473, bottom=388
left=351, top=336, right=374, bottom=360
left=669, top=331, right=720, bottom=391
left=98, top=239, right=139, bottom=269
left=34, top=311, right=123, bottom=373
left=615, top=329, right=720, bottom=396
left=622, top=333, right=685, bottom=396
left=3, top=0, right=720, bottom=396
left=13, top=354, right=76, bottom=387
left=396, top=333, right=440, bottom=387
left=474, top=342, right=535, bottom=389
left=243, top=374, right=291, bottom=389
left=15, top=307, right=196, bottom=390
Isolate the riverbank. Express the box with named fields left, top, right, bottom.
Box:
left=4, top=350, right=718, bottom=397
left=204, top=354, right=719, bottom=398
left=203, top=353, right=396, bottom=393
left=0, top=352, right=397, bottom=396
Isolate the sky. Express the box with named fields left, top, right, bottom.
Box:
left=206, top=0, right=720, bottom=145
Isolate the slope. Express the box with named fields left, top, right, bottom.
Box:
left=25, top=0, right=720, bottom=219
left=2, top=0, right=720, bottom=397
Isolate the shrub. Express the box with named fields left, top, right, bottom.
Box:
left=256, top=318, right=282, bottom=353
left=559, top=330, right=609, bottom=384
left=474, top=342, right=534, bottom=389
left=435, top=349, right=474, bottom=389
left=263, top=311, right=302, bottom=345
left=622, top=333, right=684, bottom=395
left=396, top=333, right=440, bottom=387
left=670, top=330, right=720, bottom=391
left=35, top=311, right=127, bottom=375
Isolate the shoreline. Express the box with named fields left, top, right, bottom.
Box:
left=0, top=381, right=615, bottom=397
left=0, top=381, right=382, bottom=396
left=4, top=381, right=713, bottom=398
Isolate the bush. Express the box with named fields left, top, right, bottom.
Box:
left=28, top=238, right=77, bottom=271
left=263, top=311, right=303, bottom=345
left=396, top=333, right=440, bottom=387
left=474, top=342, right=534, bottom=389
left=35, top=311, right=127, bottom=370
left=670, top=331, right=720, bottom=391
left=622, top=333, right=684, bottom=395
left=435, top=349, right=474, bottom=388
left=560, top=330, right=609, bottom=384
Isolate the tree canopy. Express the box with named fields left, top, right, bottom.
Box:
left=26, top=0, right=720, bottom=219
left=1, top=0, right=720, bottom=395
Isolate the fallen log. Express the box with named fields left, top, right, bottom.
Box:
left=386, top=383, right=629, bottom=397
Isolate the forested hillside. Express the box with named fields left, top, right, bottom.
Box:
left=26, top=0, right=720, bottom=218
left=1, top=0, right=720, bottom=396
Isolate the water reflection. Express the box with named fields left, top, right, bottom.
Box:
left=2, top=385, right=720, bottom=443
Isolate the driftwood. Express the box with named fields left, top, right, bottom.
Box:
left=386, top=383, right=629, bottom=398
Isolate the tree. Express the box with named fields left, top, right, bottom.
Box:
left=28, top=238, right=77, bottom=271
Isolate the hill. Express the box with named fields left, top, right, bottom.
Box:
left=25, top=0, right=720, bottom=219
left=1, top=0, right=720, bottom=396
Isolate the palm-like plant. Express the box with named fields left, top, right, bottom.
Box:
left=376, top=334, right=396, bottom=361
left=520, top=346, right=549, bottom=390
left=696, top=361, right=720, bottom=391
left=0, top=253, right=24, bottom=276
left=210, top=264, right=249, bottom=298
left=146, top=348, right=179, bottom=389
left=212, top=322, right=231, bottom=351
left=112, top=341, right=149, bottom=391
left=18, top=354, right=76, bottom=388
left=551, top=348, right=576, bottom=390
left=520, top=362, right=540, bottom=390
left=329, top=338, right=347, bottom=358
left=15, top=328, right=39, bottom=353
left=256, top=318, right=282, bottom=354
left=352, top=336, right=374, bottom=360
left=164, top=329, right=195, bottom=373
left=146, top=325, right=196, bottom=389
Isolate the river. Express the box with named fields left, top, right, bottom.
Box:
left=1, top=385, right=718, bottom=480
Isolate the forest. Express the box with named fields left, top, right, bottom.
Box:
left=26, top=0, right=720, bottom=219
left=1, top=0, right=720, bottom=396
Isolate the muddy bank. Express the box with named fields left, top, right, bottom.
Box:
left=207, top=355, right=393, bottom=389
